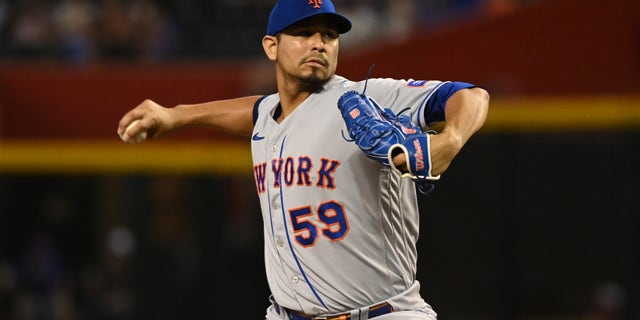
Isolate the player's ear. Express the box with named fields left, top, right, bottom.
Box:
left=262, top=35, right=278, bottom=61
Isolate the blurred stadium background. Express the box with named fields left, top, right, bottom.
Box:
left=0, top=0, right=638, bottom=319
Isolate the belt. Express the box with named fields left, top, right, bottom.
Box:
left=285, top=302, right=394, bottom=320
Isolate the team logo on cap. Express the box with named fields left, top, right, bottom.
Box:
left=308, top=0, right=323, bottom=9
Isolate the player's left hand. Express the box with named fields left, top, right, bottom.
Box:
left=338, top=90, right=441, bottom=194
left=338, top=90, right=417, bottom=166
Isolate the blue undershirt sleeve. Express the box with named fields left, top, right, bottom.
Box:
left=423, top=81, right=476, bottom=124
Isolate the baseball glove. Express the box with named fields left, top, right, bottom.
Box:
left=338, top=90, right=417, bottom=166
left=338, top=90, right=440, bottom=194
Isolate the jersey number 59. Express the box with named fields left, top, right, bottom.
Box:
left=289, top=200, right=350, bottom=247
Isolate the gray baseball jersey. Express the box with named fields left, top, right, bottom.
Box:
left=252, top=75, right=447, bottom=317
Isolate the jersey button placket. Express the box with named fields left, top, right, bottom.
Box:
left=271, top=141, right=279, bottom=219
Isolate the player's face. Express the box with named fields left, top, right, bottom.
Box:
left=267, top=16, right=340, bottom=85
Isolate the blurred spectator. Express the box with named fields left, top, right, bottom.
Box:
left=12, top=232, right=76, bottom=320
left=584, top=282, right=627, bottom=320
left=52, top=0, right=95, bottom=64
left=93, top=0, right=174, bottom=62
left=0, top=261, right=16, bottom=319
left=337, top=0, right=384, bottom=50
left=94, top=0, right=136, bottom=60
left=7, top=0, right=56, bottom=59
left=127, top=0, right=175, bottom=62
left=77, top=226, right=135, bottom=320
left=385, top=0, right=417, bottom=41
left=0, top=0, right=9, bottom=46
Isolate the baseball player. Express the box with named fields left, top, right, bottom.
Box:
left=117, top=0, right=489, bottom=319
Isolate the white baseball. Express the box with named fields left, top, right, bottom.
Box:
left=120, top=119, right=148, bottom=144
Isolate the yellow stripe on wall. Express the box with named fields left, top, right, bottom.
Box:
left=0, top=141, right=253, bottom=174
left=483, top=95, right=640, bottom=132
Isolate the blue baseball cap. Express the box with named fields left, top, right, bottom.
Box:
left=267, top=0, right=352, bottom=36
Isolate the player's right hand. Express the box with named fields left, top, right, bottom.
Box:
left=117, top=99, right=176, bottom=144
